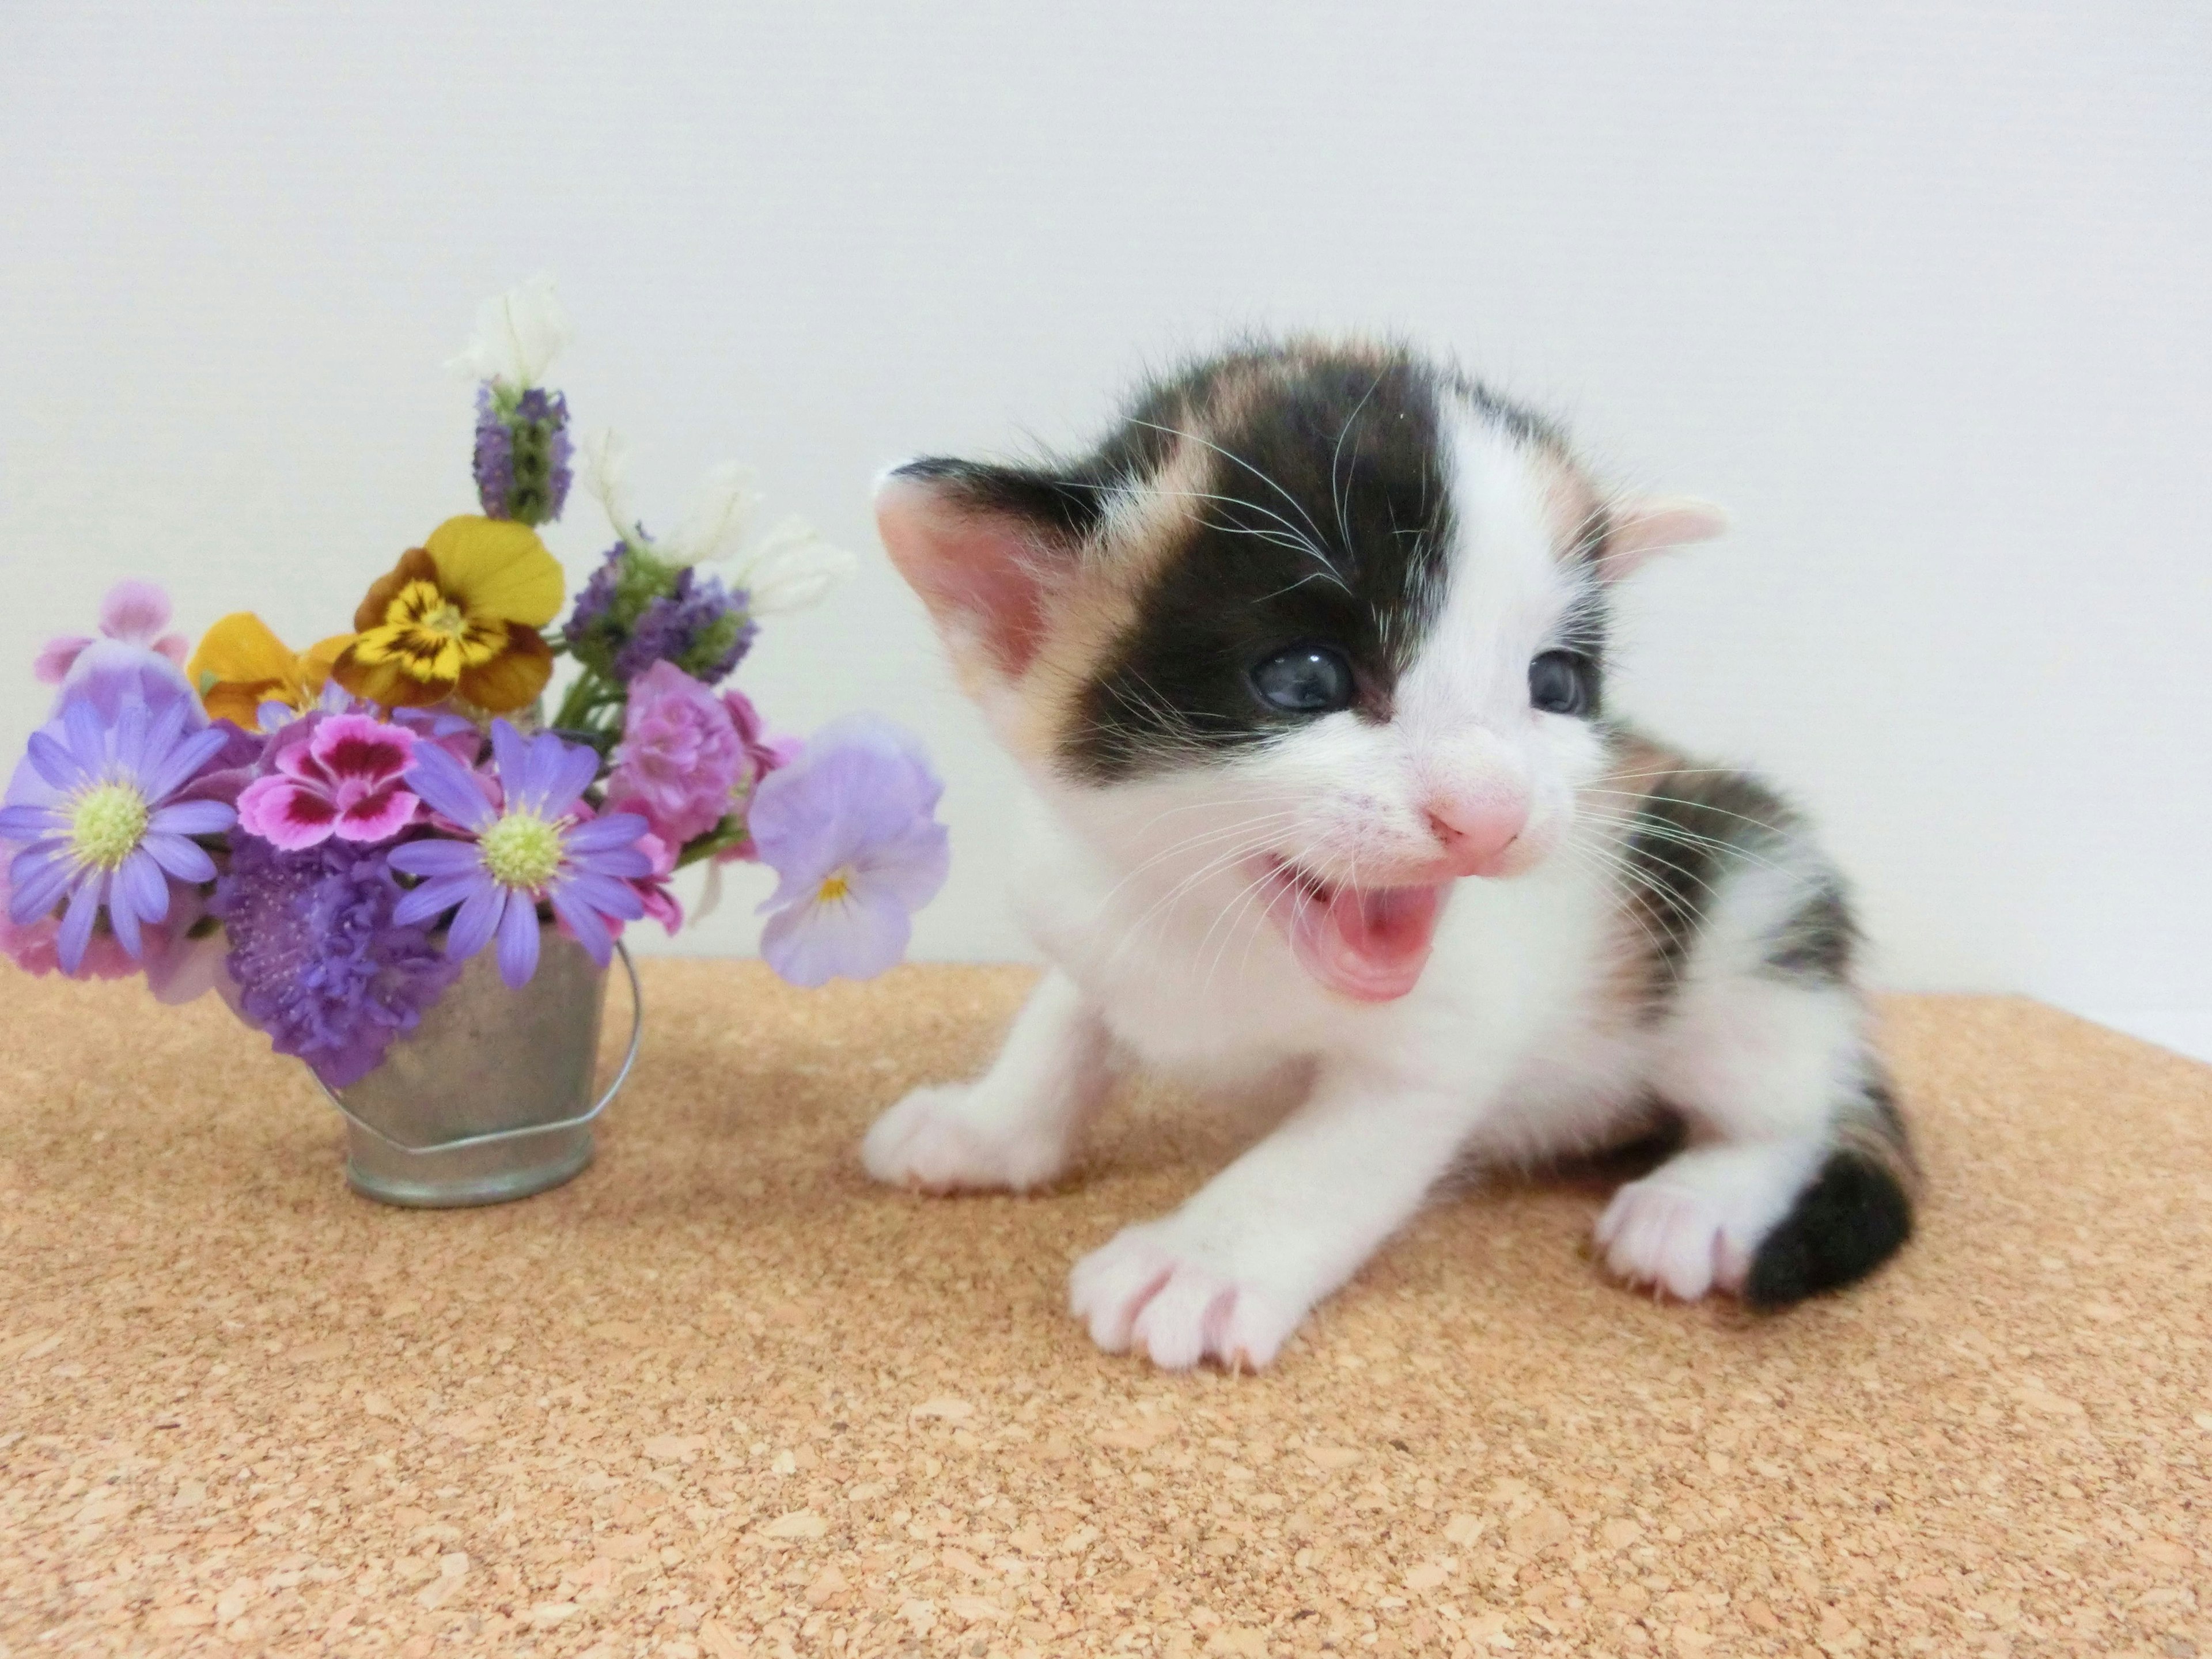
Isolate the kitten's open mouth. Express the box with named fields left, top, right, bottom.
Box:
left=1253, top=857, right=1448, bottom=1003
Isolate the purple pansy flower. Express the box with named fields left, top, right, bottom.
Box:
left=35, top=579, right=190, bottom=687
left=0, top=693, right=237, bottom=973
left=389, top=721, right=653, bottom=987
left=748, top=715, right=949, bottom=988
left=56, top=631, right=203, bottom=722
left=236, top=713, right=421, bottom=851
left=215, top=835, right=460, bottom=1088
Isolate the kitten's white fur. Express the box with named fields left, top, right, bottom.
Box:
left=863, top=409, right=1867, bottom=1369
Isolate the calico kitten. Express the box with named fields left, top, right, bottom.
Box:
left=865, top=341, right=1914, bottom=1370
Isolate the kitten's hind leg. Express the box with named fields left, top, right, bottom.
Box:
left=1596, top=977, right=1914, bottom=1305
left=862, top=970, right=1118, bottom=1194
left=1593, top=759, right=1915, bottom=1305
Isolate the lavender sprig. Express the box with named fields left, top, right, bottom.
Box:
left=473, top=384, right=574, bottom=526
left=562, top=541, right=756, bottom=709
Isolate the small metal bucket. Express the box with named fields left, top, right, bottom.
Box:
left=315, top=926, right=643, bottom=1207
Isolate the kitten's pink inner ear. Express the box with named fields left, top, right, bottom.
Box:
left=876, top=474, right=1054, bottom=676
left=1604, top=497, right=1730, bottom=578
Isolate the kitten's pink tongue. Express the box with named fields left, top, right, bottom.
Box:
left=1287, top=882, right=1446, bottom=1002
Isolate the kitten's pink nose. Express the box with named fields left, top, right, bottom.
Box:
left=1424, top=800, right=1525, bottom=877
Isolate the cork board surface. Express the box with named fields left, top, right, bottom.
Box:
left=2, top=961, right=2207, bottom=1659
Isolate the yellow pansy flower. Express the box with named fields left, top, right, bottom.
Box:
left=187, top=615, right=354, bottom=730
left=333, top=516, right=563, bottom=713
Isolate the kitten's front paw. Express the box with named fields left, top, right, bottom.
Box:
left=1068, top=1221, right=1305, bottom=1371
left=1594, top=1142, right=1816, bottom=1301
left=861, top=1084, right=1071, bottom=1195
left=1595, top=1179, right=1751, bottom=1301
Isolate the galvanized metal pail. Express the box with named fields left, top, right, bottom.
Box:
left=315, top=927, right=643, bottom=1208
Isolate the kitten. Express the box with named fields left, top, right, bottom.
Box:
left=864, top=340, right=1914, bottom=1370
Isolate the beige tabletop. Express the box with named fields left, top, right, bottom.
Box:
left=2, top=961, right=2207, bottom=1658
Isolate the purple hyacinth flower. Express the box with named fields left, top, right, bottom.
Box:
left=215, top=837, right=460, bottom=1088
left=389, top=721, right=653, bottom=987
left=747, top=715, right=949, bottom=988
left=0, top=692, right=237, bottom=973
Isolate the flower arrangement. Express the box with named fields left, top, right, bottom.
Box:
left=0, top=279, right=949, bottom=1091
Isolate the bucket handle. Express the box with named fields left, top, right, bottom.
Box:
left=314, top=941, right=644, bottom=1158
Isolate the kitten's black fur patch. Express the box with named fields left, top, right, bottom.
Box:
left=1763, top=882, right=1857, bottom=982
left=1745, top=1146, right=1914, bottom=1308
left=897, top=343, right=1586, bottom=782
left=1071, top=349, right=1465, bottom=779
left=890, top=455, right=1111, bottom=544
left=1619, top=765, right=1800, bottom=1017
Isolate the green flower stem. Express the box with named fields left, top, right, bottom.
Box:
left=673, top=815, right=751, bottom=870
left=551, top=668, right=624, bottom=735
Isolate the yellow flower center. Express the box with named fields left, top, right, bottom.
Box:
left=355, top=579, right=509, bottom=685
left=70, top=781, right=149, bottom=870
left=419, top=600, right=470, bottom=639
left=816, top=871, right=853, bottom=903
left=479, top=811, right=566, bottom=891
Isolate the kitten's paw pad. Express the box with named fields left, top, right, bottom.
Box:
left=1594, top=1178, right=1758, bottom=1302
left=861, top=1085, right=1068, bottom=1195
left=1067, top=1225, right=1300, bottom=1372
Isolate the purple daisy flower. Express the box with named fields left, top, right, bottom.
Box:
left=747, top=715, right=949, bottom=988
left=389, top=721, right=653, bottom=987
left=0, top=694, right=237, bottom=973
left=215, top=836, right=460, bottom=1088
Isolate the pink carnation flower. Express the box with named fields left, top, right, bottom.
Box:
left=631, top=824, right=685, bottom=935
left=237, top=714, right=421, bottom=851
left=713, top=686, right=802, bottom=863
left=0, top=859, right=138, bottom=979
left=605, top=662, right=743, bottom=847
left=35, top=580, right=190, bottom=686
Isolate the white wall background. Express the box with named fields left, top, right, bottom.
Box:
left=3, top=2, right=2207, bottom=1050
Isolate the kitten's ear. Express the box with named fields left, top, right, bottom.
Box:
left=1601, top=497, right=1729, bottom=578
left=876, top=460, right=1094, bottom=676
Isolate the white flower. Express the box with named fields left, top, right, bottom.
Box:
left=664, top=462, right=764, bottom=566
left=449, top=274, right=574, bottom=388
left=731, top=515, right=856, bottom=614
left=582, top=429, right=643, bottom=549
left=583, top=434, right=855, bottom=613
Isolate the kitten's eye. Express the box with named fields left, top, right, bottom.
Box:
left=1528, top=650, right=1592, bottom=716
left=1252, top=645, right=1355, bottom=714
